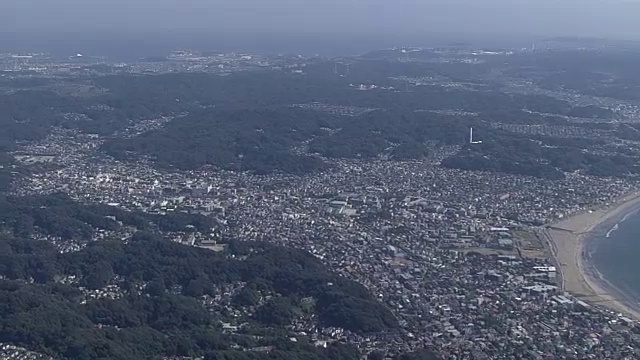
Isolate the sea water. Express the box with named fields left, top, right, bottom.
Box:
left=592, top=207, right=640, bottom=301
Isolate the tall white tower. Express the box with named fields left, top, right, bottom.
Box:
left=469, top=127, right=482, bottom=144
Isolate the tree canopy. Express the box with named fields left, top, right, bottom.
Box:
left=0, top=195, right=400, bottom=359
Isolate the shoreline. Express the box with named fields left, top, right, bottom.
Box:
left=544, top=190, right=640, bottom=320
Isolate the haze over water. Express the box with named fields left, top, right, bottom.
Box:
left=0, top=31, right=536, bottom=60
left=5, top=0, right=640, bottom=59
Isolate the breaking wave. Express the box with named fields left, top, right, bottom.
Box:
left=606, top=208, right=640, bottom=238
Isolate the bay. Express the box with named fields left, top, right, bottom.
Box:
left=592, top=207, right=640, bottom=301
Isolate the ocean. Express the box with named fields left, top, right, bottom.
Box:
left=591, top=205, right=640, bottom=302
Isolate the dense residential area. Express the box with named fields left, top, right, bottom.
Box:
left=3, top=43, right=640, bottom=359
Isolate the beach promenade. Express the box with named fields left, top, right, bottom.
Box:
left=545, top=191, right=640, bottom=320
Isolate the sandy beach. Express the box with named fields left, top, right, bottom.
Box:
left=544, top=190, right=640, bottom=320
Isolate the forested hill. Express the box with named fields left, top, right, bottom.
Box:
left=89, top=69, right=632, bottom=179
left=0, top=222, right=409, bottom=359
left=0, top=151, right=14, bottom=193
left=101, top=105, right=640, bottom=179
left=0, top=193, right=215, bottom=240
left=1, top=61, right=635, bottom=180
left=102, top=107, right=333, bottom=174
left=101, top=108, right=477, bottom=173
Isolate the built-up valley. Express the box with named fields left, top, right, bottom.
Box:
left=7, top=125, right=640, bottom=360
left=4, top=45, right=640, bottom=359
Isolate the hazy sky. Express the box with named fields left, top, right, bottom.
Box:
left=4, top=0, right=640, bottom=40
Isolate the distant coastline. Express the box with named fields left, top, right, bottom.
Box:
left=544, top=190, right=640, bottom=320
